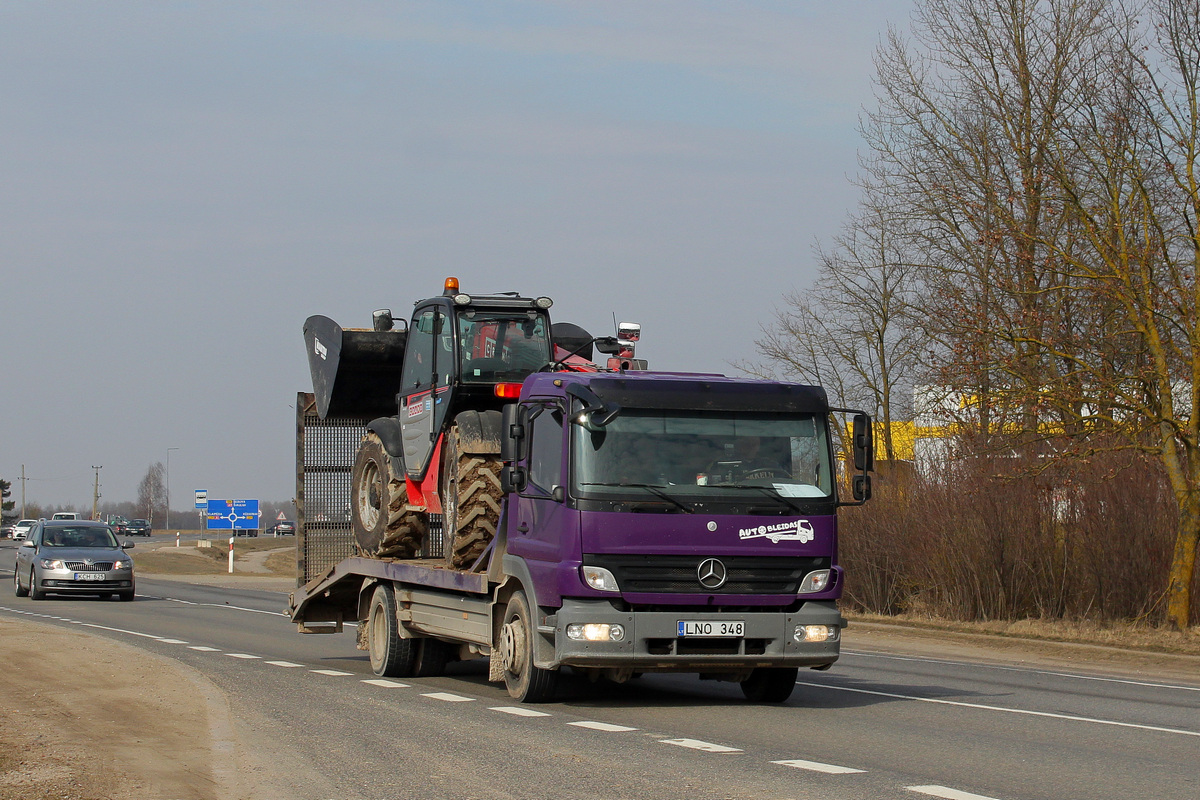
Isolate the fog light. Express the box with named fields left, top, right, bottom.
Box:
left=581, top=566, right=620, bottom=592
left=795, top=624, right=839, bottom=643
left=566, top=623, right=625, bottom=642
left=798, top=569, right=831, bottom=594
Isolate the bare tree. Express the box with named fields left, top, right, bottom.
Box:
left=137, top=462, right=166, bottom=525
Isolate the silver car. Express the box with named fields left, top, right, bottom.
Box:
left=13, top=520, right=135, bottom=601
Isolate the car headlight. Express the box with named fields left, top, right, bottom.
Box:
left=38, top=559, right=65, bottom=570
left=113, top=560, right=129, bottom=570
left=581, top=566, right=620, bottom=592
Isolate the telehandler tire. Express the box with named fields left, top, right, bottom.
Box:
left=441, top=424, right=503, bottom=568
left=351, top=433, right=427, bottom=558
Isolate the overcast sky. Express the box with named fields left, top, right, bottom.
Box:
left=1, top=0, right=912, bottom=515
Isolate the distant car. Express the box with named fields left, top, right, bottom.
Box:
left=125, top=519, right=152, bottom=536
left=13, top=520, right=135, bottom=601
left=268, top=520, right=296, bottom=537
left=51, top=512, right=80, bottom=520
left=11, top=520, right=36, bottom=541
left=109, top=516, right=130, bottom=535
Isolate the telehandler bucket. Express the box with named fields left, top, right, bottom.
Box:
left=303, top=315, right=406, bottom=419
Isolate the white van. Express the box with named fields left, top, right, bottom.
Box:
left=50, top=512, right=80, bottom=520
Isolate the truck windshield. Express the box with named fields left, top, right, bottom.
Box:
left=457, top=311, right=552, bottom=382
left=572, top=409, right=833, bottom=501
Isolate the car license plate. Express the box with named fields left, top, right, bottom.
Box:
left=677, top=620, right=744, bottom=637
left=73, top=573, right=105, bottom=582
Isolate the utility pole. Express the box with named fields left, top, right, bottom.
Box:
left=91, top=466, right=102, bottom=520
left=166, top=447, right=179, bottom=528
left=20, top=464, right=26, bottom=519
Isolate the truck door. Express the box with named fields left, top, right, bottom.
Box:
left=510, top=404, right=571, bottom=562
left=399, top=306, right=452, bottom=477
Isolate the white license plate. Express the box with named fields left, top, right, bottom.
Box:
left=73, top=573, right=105, bottom=582
left=677, top=620, right=744, bottom=637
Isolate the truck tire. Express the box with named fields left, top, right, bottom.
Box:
left=412, top=638, right=453, bottom=677
left=367, top=584, right=418, bottom=677
left=740, top=667, right=798, bottom=703
left=352, top=433, right=428, bottom=558
left=499, top=591, right=558, bottom=702
left=441, top=424, right=503, bottom=568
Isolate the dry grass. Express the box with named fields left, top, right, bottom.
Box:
left=133, top=538, right=295, bottom=577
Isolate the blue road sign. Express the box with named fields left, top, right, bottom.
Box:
left=205, top=499, right=260, bottom=530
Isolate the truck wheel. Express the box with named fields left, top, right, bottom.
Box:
left=499, top=591, right=558, bottom=702
left=352, top=433, right=427, bottom=558
left=367, top=584, right=417, bottom=677
left=14, top=568, right=28, bottom=597
left=413, top=638, right=453, bottom=677
left=740, top=667, right=799, bottom=703
left=441, top=425, right=502, bottom=568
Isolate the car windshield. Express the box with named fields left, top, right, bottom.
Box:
left=572, top=408, right=834, bottom=502
left=42, top=527, right=119, bottom=548
left=456, top=311, right=551, bottom=382
left=131, top=520, right=149, bottom=525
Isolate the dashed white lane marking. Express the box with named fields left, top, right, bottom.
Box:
left=225, top=653, right=261, bottom=660
left=798, top=681, right=1200, bottom=738
left=569, top=721, right=637, bottom=732
left=659, top=738, right=741, bottom=753
left=908, top=785, right=1002, bottom=800
left=311, top=669, right=353, bottom=676
left=491, top=707, right=552, bottom=717
left=189, top=646, right=220, bottom=652
left=423, top=692, right=474, bottom=702
left=158, top=638, right=188, bottom=644
left=265, top=660, right=305, bottom=668
left=362, top=679, right=410, bottom=688
left=772, top=758, right=865, bottom=774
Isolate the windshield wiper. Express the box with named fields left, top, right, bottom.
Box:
left=579, top=482, right=695, bottom=514
left=719, top=485, right=810, bottom=514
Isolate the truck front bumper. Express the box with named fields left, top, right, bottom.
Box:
left=542, top=598, right=845, bottom=671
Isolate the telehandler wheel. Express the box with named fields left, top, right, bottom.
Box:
left=499, top=591, right=558, bottom=703
left=368, top=584, right=418, bottom=678
left=351, top=433, right=428, bottom=558
left=739, top=667, right=799, bottom=703
left=441, top=425, right=503, bottom=568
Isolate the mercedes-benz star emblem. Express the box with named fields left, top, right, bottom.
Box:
left=697, top=558, right=727, bottom=589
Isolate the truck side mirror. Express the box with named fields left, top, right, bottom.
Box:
left=852, top=414, right=874, bottom=472
left=500, top=403, right=529, bottom=493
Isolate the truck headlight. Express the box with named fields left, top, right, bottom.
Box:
left=581, top=566, right=620, bottom=592
left=798, top=569, right=831, bottom=594
left=566, top=623, right=625, bottom=642
left=794, top=624, right=839, bottom=643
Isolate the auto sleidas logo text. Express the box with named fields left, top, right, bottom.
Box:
left=738, top=519, right=815, bottom=544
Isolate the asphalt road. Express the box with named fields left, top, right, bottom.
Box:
left=2, top=540, right=1197, bottom=800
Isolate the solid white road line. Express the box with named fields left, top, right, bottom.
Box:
left=798, top=681, right=1200, bottom=737
left=772, top=758, right=865, bottom=774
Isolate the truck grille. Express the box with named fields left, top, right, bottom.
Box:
left=582, top=554, right=829, bottom=594
left=63, top=561, right=114, bottom=571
